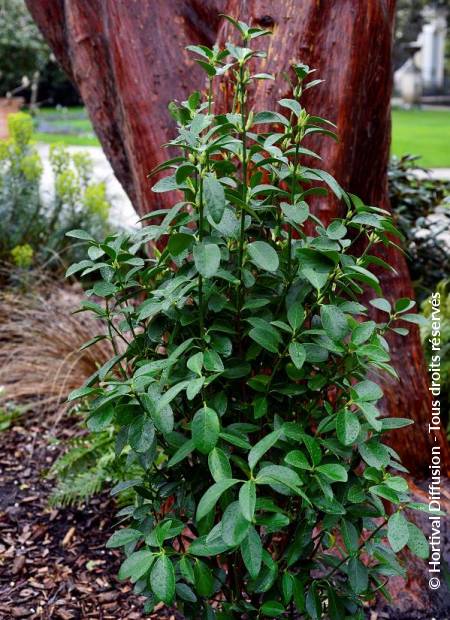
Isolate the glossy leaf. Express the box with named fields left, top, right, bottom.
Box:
left=150, top=555, right=175, bottom=604
left=336, top=410, right=361, bottom=446
left=203, top=173, right=226, bottom=224
left=241, top=526, right=262, bottom=578
left=388, top=511, right=409, bottom=552
left=239, top=480, right=256, bottom=521
left=247, top=241, right=279, bottom=272
left=196, top=479, right=240, bottom=521
left=194, top=243, right=221, bottom=277
left=192, top=406, right=220, bottom=454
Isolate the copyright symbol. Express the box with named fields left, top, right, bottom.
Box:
left=429, top=577, right=440, bottom=590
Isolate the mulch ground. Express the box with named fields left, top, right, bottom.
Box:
left=0, top=422, right=178, bottom=620
left=1, top=420, right=449, bottom=620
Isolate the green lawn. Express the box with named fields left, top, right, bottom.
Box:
left=34, top=132, right=100, bottom=147
left=33, top=106, right=100, bottom=147
left=391, top=108, right=450, bottom=168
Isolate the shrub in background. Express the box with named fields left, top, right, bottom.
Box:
left=388, top=154, right=450, bottom=295
left=68, top=18, right=430, bottom=619
left=0, top=0, right=79, bottom=105
left=0, top=112, right=112, bottom=274
left=0, top=0, right=48, bottom=96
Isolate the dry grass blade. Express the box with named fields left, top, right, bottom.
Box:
left=0, top=273, right=113, bottom=422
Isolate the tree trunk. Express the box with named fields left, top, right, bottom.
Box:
left=26, top=0, right=448, bottom=477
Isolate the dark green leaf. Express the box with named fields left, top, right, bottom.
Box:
left=221, top=501, right=251, bottom=546
left=297, top=248, right=335, bottom=290
left=359, top=440, right=390, bottom=468
left=194, top=560, right=214, bottom=596
left=351, top=321, right=376, bottom=345
left=168, top=233, right=194, bottom=256
left=196, top=479, right=239, bottom=521
left=388, top=511, right=409, bottom=552
left=167, top=439, right=195, bottom=467
left=248, top=428, right=282, bottom=470
left=281, top=201, right=309, bottom=225
left=285, top=450, right=311, bottom=470
left=352, top=380, right=383, bottom=402
left=407, top=522, right=429, bottom=559
left=128, top=417, right=155, bottom=453
left=208, top=448, right=232, bottom=482
left=249, top=323, right=281, bottom=353
left=381, top=418, right=414, bottom=430
left=66, top=229, right=95, bottom=241
left=150, top=555, right=175, bottom=604
left=348, top=557, right=368, bottom=594
left=316, top=463, right=348, bottom=482
left=192, top=406, right=220, bottom=454
left=119, top=550, right=154, bottom=583
left=194, top=243, right=221, bottom=277
left=336, top=410, right=360, bottom=445
left=241, top=527, right=262, bottom=578
left=287, top=304, right=305, bottom=332
left=320, top=305, right=349, bottom=340
left=239, top=481, right=256, bottom=521
left=203, top=173, right=226, bottom=224
left=289, top=342, right=306, bottom=369
left=247, top=241, right=279, bottom=272
left=369, top=298, right=391, bottom=314
left=106, top=528, right=142, bottom=548
left=176, top=582, right=197, bottom=602
left=260, top=601, right=285, bottom=617
left=87, top=403, right=114, bottom=432
left=341, top=520, right=359, bottom=553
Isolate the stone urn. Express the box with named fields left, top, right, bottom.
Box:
left=399, top=58, right=423, bottom=106
left=0, top=97, right=25, bottom=140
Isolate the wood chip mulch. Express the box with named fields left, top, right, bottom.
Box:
left=0, top=423, right=177, bottom=620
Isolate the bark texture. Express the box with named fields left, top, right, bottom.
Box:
left=26, top=0, right=448, bottom=476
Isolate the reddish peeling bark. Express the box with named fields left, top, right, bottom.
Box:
left=26, top=0, right=448, bottom=476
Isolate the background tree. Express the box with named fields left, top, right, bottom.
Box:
left=25, top=0, right=449, bottom=477
left=0, top=0, right=79, bottom=105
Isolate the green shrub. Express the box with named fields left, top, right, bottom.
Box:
left=10, top=243, right=34, bottom=269
left=388, top=154, right=450, bottom=294
left=0, top=0, right=48, bottom=95
left=0, top=112, right=112, bottom=273
left=0, top=0, right=78, bottom=105
left=389, top=155, right=450, bottom=227
left=67, top=18, right=430, bottom=618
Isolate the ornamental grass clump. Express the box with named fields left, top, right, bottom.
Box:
left=67, top=16, right=429, bottom=619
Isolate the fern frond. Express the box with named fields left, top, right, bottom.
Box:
left=49, top=429, right=143, bottom=507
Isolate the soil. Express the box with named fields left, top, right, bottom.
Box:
left=0, top=421, right=449, bottom=620
left=0, top=422, right=170, bottom=619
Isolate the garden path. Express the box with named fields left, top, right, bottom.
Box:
left=36, top=145, right=139, bottom=231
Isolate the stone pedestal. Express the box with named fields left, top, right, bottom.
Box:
left=421, top=6, right=448, bottom=92
left=399, top=58, right=423, bottom=105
